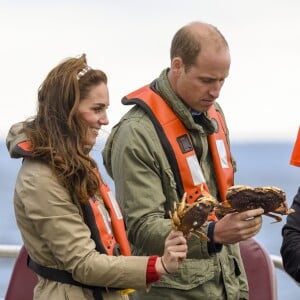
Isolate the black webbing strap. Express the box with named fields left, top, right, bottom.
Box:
left=27, top=255, right=104, bottom=299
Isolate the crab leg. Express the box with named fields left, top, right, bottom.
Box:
left=191, top=229, right=210, bottom=241
left=264, top=213, right=282, bottom=224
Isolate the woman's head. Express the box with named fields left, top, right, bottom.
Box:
left=37, top=53, right=109, bottom=149
left=25, top=54, right=109, bottom=202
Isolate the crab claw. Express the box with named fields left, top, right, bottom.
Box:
left=273, top=205, right=295, bottom=215
left=178, top=192, right=187, bottom=212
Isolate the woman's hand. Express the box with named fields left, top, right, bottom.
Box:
left=156, top=230, right=187, bottom=275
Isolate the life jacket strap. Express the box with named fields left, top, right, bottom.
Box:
left=27, top=255, right=104, bottom=299
left=27, top=255, right=135, bottom=298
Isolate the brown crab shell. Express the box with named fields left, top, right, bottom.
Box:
left=177, top=202, right=211, bottom=234
left=225, top=185, right=286, bottom=213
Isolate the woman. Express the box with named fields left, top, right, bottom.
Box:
left=6, top=54, right=187, bottom=300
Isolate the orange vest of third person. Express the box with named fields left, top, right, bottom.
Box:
left=122, top=84, right=234, bottom=204
left=290, top=126, right=300, bottom=167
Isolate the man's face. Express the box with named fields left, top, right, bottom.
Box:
left=171, top=47, right=231, bottom=112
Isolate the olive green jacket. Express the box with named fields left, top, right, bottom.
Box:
left=103, top=76, right=248, bottom=300
left=6, top=122, right=151, bottom=300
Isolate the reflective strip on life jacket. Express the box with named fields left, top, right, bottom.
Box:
left=290, top=126, right=300, bottom=167
left=123, top=85, right=233, bottom=204
left=88, top=196, right=116, bottom=256
left=89, top=170, right=131, bottom=256
left=84, top=172, right=132, bottom=256
left=98, top=181, right=131, bottom=256
left=207, top=106, right=234, bottom=202
left=74, top=170, right=132, bottom=257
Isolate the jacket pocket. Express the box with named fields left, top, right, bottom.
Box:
left=221, top=254, right=247, bottom=299
left=227, top=254, right=242, bottom=277
left=153, top=258, right=215, bottom=290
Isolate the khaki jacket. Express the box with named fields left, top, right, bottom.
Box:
left=6, top=123, right=150, bottom=300
left=103, top=79, right=248, bottom=300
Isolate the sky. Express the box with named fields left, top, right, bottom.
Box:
left=1, top=0, right=300, bottom=143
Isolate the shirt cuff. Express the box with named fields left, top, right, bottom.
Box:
left=146, top=256, right=161, bottom=284
left=207, top=221, right=223, bottom=254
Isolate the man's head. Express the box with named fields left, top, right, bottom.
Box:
left=168, top=21, right=231, bottom=112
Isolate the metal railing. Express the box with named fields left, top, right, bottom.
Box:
left=0, top=243, right=299, bottom=300
left=270, top=254, right=284, bottom=271
left=0, top=244, right=287, bottom=269
left=0, top=245, right=22, bottom=258
left=0, top=244, right=294, bottom=273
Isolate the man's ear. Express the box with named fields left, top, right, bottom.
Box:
left=171, top=57, right=184, bottom=75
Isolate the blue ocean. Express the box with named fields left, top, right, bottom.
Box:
left=1, top=139, right=300, bottom=299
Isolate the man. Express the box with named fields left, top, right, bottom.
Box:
left=103, top=21, right=263, bottom=299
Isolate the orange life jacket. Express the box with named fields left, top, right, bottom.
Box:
left=90, top=172, right=131, bottom=256
left=290, top=126, right=300, bottom=167
left=16, top=140, right=131, bottom=256
left=123, top=84, right=234, bottom=205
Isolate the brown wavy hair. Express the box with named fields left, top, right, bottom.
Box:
left=24, top=54, right=107, bottom=203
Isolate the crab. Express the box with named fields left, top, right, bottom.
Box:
left=169, top=191, right=219, bottom=241
left=216, top=185, right=295, bottom=223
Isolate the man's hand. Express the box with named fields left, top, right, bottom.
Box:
left=213, top=208, right=264, bottom=244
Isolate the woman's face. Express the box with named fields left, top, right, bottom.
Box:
left=77, top=82, right=109, bottom=147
